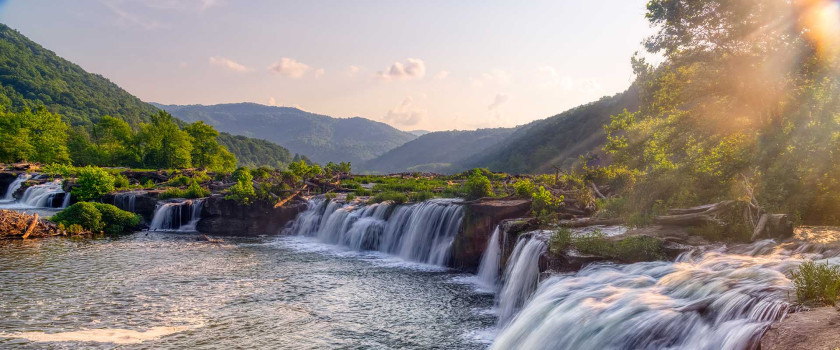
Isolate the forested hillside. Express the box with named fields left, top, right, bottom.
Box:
left=155, top=103, right=417, bottom=165
left=362, top=127, right=516, bottom=174
left=0, top=23, right=296, bottom=169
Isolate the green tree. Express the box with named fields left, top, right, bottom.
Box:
left=71, top=166, right=115, bottom=201
left=91, top=115, right=135, bottom=166
left=226, top=167, right=256, bottom=205
left=136, top=111, right=192, bottom=168
left=463, top=169, right=493, bottom=200
left=184, top=121, right=236, bottom=172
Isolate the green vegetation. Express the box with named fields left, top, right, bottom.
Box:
left=52, top=202, right=140, bottom=235
left=790, top=260, right=840, bottom=307
left=0, top=107, right=69, bottom=164
left=462, top=169, right=494, bottom=200
left=567, top=230, right=665, bottom=263
left=226, top=167, right=256, bottom=205
left=70, top=166, right=115, bottom=201
left=548, top=227, right=572, bottom=255
left=513, top=179, right=535, bottom=197
left=531, top=186, right=563, bottom=224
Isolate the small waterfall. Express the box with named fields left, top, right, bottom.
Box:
left=477, top=225, right=502, bottom=289
left=18, top=180, right=67, bottom=208
left=2, top=174, right=32, bottom=201
left=149, top=199, right=204, bottom=231
left=496, top=234, right=547, bottom=326
left=489, top=247, right=807, bottom=350
left=285, top=198, right=464, bottom=266
left=114, top=192, right=139, bottom=212
left=61, top=193, right=71, bottom=208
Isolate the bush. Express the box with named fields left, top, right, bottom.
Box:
left=410, top=191, right=435, bottom=202
left=369, top=191, right=408, bottom=204
left=184, top=179, right=210, bottom=198
left=51, top=202, right=103, bottom=232
left=71, top=166, right=115, bottom=201
left=142, top=179, right=155, bottom=188
left=91, top=203, right=140, bottom=234
left=791, top=260, right=840, bottom=306
left=345, top=193, right=356, bottom=201
left=532, top=186, right=563, bottom=223
left=226, top=167, right=256, bottom=205
left=159, top=187, right=185, bottom=200
left=614, top=236, right=665, bottom=262
left=168, top=174, right=191, bottom=187
left=463, top=169, right=494, bottom=200
left=113, top=174, right=130, bottom=189
left=513, top=179, right=535, bottom=197
left=549, top=227, right=572, bottom=255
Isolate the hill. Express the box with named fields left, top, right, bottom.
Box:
left=362, top=127, right=516, bottom=173
left=0, top=23, right=294, bottom=169
left=462, top=88, right=639, bottom=174
left=154, top=103, right=417, bottom=165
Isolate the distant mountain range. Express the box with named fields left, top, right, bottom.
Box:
left=153, top=103, right=417, bottom=165
left=0, top=23, right=294, bottom=168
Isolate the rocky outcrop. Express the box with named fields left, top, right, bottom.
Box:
left=0, top=172, right=17, bottom=197
left=760, top=307, right=840, bottom=350
left=196, top=194, right=307, bottom=236
left=449, top=198, right=531, bottom=272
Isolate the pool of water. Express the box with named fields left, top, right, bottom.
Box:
left=0, top=232, right=495, bottom=349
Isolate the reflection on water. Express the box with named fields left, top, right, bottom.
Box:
left=0, top=233, right=494, bottom=349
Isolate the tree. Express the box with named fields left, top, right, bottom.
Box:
left=136, top=111, right=192, bottom=169
left=71, top=166, right=115, bottom=201
left=463, top=169, right=493, bottom=200
left=91, top=115, right=134, bottom=166
left=184, top=121, right=236, bottom=172
left=0, top=107, right=69, bottom=164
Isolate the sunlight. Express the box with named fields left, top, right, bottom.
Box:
left=798, top=0, right=840, bottom=63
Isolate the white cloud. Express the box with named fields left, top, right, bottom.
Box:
left=267, top=97, right=278, bottom=106
left=433, top=70, right=450, bottom=80
left=209, top=56, right=252, bottom=72
left=488, top=93, right=510, bottom=110
left=314, top=68, right=325, bottom=79
left=383, top=97, right=427, bottom=127
left=347, top=65, right=361, bottom=77
left=268, top=58, right=310, bottom=79
left=377, top=58, right=426, bottom=81
left=537, top=65, right=602, bottom=92
left=470, top=69, right=511, bottom=87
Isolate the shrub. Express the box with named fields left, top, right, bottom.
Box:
left=614, top=236, right=665, bottom=262
left=549, top=227, right=572, bottom=255
left=572, top=230, right=613, bottom=256
left=513, top=179, right=535, bottom=197
left=226, top=167, right=256, bottom=205
left=790, top=260, right=840, bottom=306
left=169, top=174, right=191, bottom=187
left=142, top=179, right=155, bottom=188
left=463, top=169, right=494, bottom=200
left=43, top=164, right=77, bottom=178
left=113, top=174, right=130, bottom=189
left=184, top=179, right=210, bottom=198
left=51, top=202, right=103, bottom=232
left=71, top=166, right=115, bottom=202
left=91, top=203, right=140, bottom=234
left=159, top=187, right=185, bottom=200
left=369, top=191, right=408, bottom=204
left=346, top=193, right=356, bottom=201
left=532, top=186, right=563, bottom=224
left=410, top=191, right=435, bottom=202
left=355, top=188, right=371, bottom=196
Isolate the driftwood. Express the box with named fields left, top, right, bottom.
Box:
left=590, top=182, right=606, bottom=200
left=274, top=184, right=307, bottom=208
left=22, top=213, right=38, bottom=239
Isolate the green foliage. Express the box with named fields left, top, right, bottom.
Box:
left=325, top=161, right=352, bottom=175
left=513, top=179, right=535, bottom=197
left=226, top=167, right=256, bottom=205
left=184, top=180, right=210, bottom=198
left=70, top=166, right=115, bottom=201
left=184, top=121, right=236, bottom=172
left=158, top=187, right=185, bottom=200
left=113, top=174, right=130, bottom=189
left=168, top=175, right=192, bottom=187
left=288, top=160, right=322, bottom=179
left=325, top=192, right=337, bottom=200
left=136, top=111, right=192, bottom=169
left=52, top=202, right=139, bottom=235
left=462, top=169, right=494, bottom=200
left=216, top=133, right=292, bottom=169
left=368, top=191, right=408, bottom=204
left=570, top=230, right=665, bottom=262
left=531, top=186, right=563, bottom=224
left=410, top=191, right=434, bottom=202
left=549, top=228, right=572, bottom=255
left=790, top=260, right=840, bottom=307
left=42, top=163, right=77, bottom=179
left=0, top=107, right=69, bottom=164
left=345, top=193, right=356, bottom=201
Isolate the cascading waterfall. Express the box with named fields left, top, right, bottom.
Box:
left=285, top=198, right=464, bottom=266
left=477, top=225, right=502, bottom=289
left=1, top=174, right=32, bottom=202
left=18, top=180, right=68, bottom=208
left=113, top=192, right=139, bottom=212
left=489, top=243, right=823, bottom=350
left=149, top=199, right=204, bottom=231
left=496, top=233, right=547, bottom=326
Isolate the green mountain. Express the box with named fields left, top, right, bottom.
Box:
left=362, top=127, right=517, bottom=173
left=153, top=103, right=418, bottom=165
left=0, top=23, right=293, bottom=169
left=462, top=89, right=639, bottom=174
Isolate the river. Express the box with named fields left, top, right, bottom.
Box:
left=0, top=233, right=496, bottom=349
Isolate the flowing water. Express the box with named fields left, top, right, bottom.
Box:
left=495, top=233, right=547, bottom=327
left=149, top=199, right=205, bottom=231
left=476, top=225, right=502, bottom=289
left=0, top=233, right=495, bottom=349
left=1, top=174, right=31, bottom=202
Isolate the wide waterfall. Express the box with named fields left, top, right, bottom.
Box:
left=285, top=198, right=464, bottom=266
left=496, top=233, right=547, bottom=326
left=477, top=225, right=502, bottom=289
left=17, top=180, right=69, bottom=208
left=149, top=199, right=204, bottom=231
left=489, top=243, right=821, bottom=350
left=1, top=174, right=32, bottom=202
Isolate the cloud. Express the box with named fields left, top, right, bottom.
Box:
left=101, top=0, right=164, bottom=30
left=537, top=65, right=603, bottom=92
left=314, top=68, right=325, bottom=79
left=488, top=93, right=510, bottom=110
left=347, top=65, right=361, bottom=77
left=433, top=70, right=450, bottom=80
left=209, top=56, right=252, bottom=72
left=268, top=58, right=310, bottom=79
left=377, top=58, right=426, bottom=81
left=470, top=69, right=511, bottom=87
left=267, top=97, right=278, bottom=106
left=383, top=97, right=427, bottom=127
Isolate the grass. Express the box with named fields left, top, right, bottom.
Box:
left=559, top=229, right=666, bottom=263
left=791, top=260, right=840, bottom=307
left=549, top=228, right=572, bottom=255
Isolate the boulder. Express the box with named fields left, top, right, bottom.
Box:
left=196, top=194, right=307, bottom=236
left=752, top=213, right=794, bottom=241
left=448, top=198, right=531, bottom=272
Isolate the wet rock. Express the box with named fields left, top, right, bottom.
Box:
left=0, top=172, right=17, bottom=196
left=196, top=194, right=308, bottom=236
left=449, top=198, right=532, bottom=272
left=752, top=214, right=794, bottom=241
left=760, top=307, right=840, bottom=350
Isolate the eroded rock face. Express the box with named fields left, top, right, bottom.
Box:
left=449, top=198, right=532, bottom=272
left=196, top=194, right=307, bottom=236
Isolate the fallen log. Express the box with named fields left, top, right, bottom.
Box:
left=22, top=213, right=38, bottom=239
left=274, top=184, right=307, bottom=208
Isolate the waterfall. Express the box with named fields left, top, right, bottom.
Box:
left=496, top=234, right=547, bottom=326
left=18, top=180, right=67, bottom=208
left=285, top=198, right=464, bottom=266
left=61, top=193, right=71, bottom=208
left=2, top=174, right=32, bottom=202
left=114, top=192, right=139, bottom=212
left=477, top=225, right=502, bottom=289
left=489, top=247, right=807, bottom=350
left=149, top=199, right=204, bottom=231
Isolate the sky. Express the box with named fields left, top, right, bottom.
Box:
left=0, top=0, right=655, bottom=131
